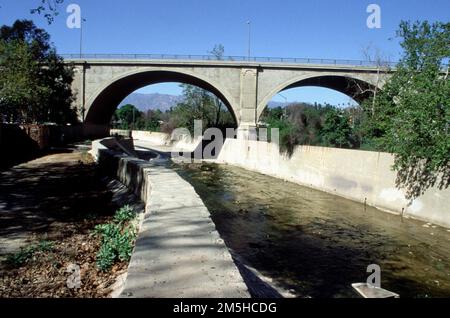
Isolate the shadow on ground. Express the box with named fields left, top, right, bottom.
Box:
left=0, top=150, right=118, bottom=255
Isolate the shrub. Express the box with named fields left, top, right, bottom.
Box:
left=94, top=206, right=137, bottom=271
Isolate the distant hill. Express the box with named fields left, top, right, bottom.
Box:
left=119, top=93, right=183, bottom=112
left=268, top=101, right=290, bottom=108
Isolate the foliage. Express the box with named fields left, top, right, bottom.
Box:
left=209, top=44, right=225, bottom=60
left=140, top=109, right=163, bottom=131
left=261, top=103, right=361, bottom=155
left=96, top=240, right=116, bottom=272
left=0, top=20, right=76, bottom=124
left=94, top=206, right=137, bottom=272
left=261, top=19, right=449, bottom=203
left=114, top=205, right=135, bottom=224
left=30, top=0, right=65, bottom=24
left=112, top=104, right=142, bottom=130
left=6, top=240, right=54, bottom=267
left=262, top=107, right=297, bottom=155
left=169, top=84, right=235, bottom=134
left=167, top=46, right=235, bottom=133
left=361, top=20, right=450, bottom=199
left=320, top=108, right=353, bottom=148
left=112, top=106, right=165, bottom=131
left=112, top=84, right=237, bottom=134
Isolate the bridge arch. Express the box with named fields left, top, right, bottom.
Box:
left=84, top=68, right=239, bottom=125
left=257, top=74, right=380, bottom=121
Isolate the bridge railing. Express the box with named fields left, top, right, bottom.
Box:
left=61, top=53, right=399, bottom=68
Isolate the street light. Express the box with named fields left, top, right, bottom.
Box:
left=278, top=93, right=288, bottom=104
left=247, top=21, right=251, bottom=60
left=80, top=17, right=87, bottom=59
left=278, top=93, right=288, bottom=119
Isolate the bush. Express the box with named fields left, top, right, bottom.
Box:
left=94, top=206, right=137, bottom=271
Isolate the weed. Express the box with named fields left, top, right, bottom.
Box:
left=6, top=240, right=54, bottom=267
left=114, top=205, right=135, bottom=224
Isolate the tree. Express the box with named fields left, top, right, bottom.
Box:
left=362, top=20, right=450, bottom=199
left=114, top=104, right=142, bottom=130
left=320, top=108, right=353, bottom=148
left=261, top=103, right=359, bottom=154
left=0, top=40, right=47, bottom=123
left=142, top=110, right=162, bottom=131
left=169, top=83, right=235, bottom=134
left=30, top=0, right=65, bottom=24
left=262, top=107, right=298, bottom=155
left=0, top=20, right=76, bottom=124
left=209, top=44, right=225, bottom=60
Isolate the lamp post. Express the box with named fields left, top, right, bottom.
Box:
left=80, top=18, right=87, bottom=59
left=247, top=21, right=251, bottom=60
left=278, top=93, right=288, bottom=119
left=80, top=17, right=87, bottom=122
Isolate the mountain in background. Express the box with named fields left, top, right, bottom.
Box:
left=268, top=101, right=290, bottom=108
left=119, top=93, right=183, bottom=112
left=119, top=92, right=296, bottom=112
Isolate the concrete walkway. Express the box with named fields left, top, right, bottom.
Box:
left=119, top=163, right=249, bottom=298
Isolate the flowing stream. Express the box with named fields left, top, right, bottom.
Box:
left=173, top=162, right=450, bottom=298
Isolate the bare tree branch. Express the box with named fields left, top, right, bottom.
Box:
left=30, top=0, right=65, bottom=24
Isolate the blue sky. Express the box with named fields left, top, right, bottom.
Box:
left=1, top=0, right=449, bottom=106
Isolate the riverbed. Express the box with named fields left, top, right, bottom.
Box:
left=173, top=162, right=450, bottom=298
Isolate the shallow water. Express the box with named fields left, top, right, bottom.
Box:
left=174, top=162, right=450, bottom=298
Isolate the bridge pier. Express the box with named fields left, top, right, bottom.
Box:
left=236, top=124, right=258, bottom=140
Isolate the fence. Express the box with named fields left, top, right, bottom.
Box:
left=61, top=53, right=399, bottom=68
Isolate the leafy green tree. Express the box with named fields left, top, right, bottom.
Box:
left=262, top=106, right=299, bottom=155
left=113, top=104, right=142, bottom=130
left=362, top=20, right=450, bottom=199
left=261, top=104, right=358, bottom=153
left=0, top=20, right=75, bottom=124
left=169, top=84, right=235, bottom=134
left=320, top=108, right=353, bottom=148
left=0, top=40, right=47, bottom=123
left=141, top=109, right=162, bottom=131
left=43, top=52, right=77, bottom=124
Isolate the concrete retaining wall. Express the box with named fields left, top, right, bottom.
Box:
left=90, top=138, right=151, bottom=201
left=119, top=130, right=450, bottom=228
left=111, top=129, right=202, bottom=152
left=111, top=129, right=170, bottom=146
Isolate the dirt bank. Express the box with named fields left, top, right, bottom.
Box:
left=0, top=148, right=141, bottom=297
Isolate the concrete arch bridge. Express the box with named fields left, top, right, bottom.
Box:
left=67, top=54, right=392, bottom=137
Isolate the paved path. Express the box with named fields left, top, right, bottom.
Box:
left=120, top=162, right=249, bottom=298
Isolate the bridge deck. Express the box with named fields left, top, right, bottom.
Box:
left=62, top=53, right=397, bottom=71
